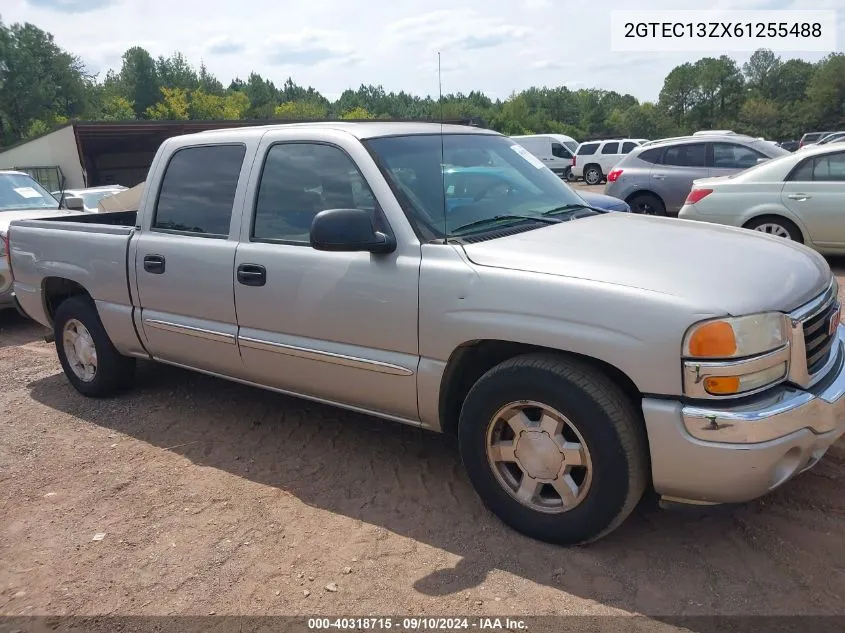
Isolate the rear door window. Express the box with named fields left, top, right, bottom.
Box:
left=638, top=148, right=664, bottom=164
left=153, top=144, right=246, bottom=237
left=621, top=141, right=637, bottom=153
left=662, top=143, right=707, bottom=167
left=577, top=143, right=599, bottom=156
left=790, top=152, right=845, bottom=182
left=601, top=142, right=619, bottom=154
left=711, top=142, right=767, bottom=169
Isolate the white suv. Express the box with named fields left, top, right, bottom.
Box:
left=571, top=139, right=645, bottom=185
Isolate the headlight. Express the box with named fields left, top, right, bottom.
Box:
left=683, top=312, right=788, bottom=359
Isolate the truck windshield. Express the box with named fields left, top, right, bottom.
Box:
left=365, top=133, right=587, bottom=239
left=0, top=173, right=60, bottom=211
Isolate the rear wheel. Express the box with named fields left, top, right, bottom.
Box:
left=457, top=353, right=648, bottom=545
left=583, top=165, right=603, bottom=186
left=627, top=192, right=666, bottom=216
left=743, top=215, right=802, bottom=242
left=54, top=296, right=136, bottom=397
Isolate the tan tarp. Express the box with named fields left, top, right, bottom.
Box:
left=97, top=182, right=144, bottom=212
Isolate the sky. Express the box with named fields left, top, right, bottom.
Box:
left=3, top=0, right=844, bottom=103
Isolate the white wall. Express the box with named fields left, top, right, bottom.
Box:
left=0, top=125, right=86, bottom=189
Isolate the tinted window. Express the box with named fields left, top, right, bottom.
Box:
left=577, top=143, right=599, bottom=156
left=621, top=142, right=637, bottom=153
left=813, top=153, right=845, bottom=181
left=551, top=143, right=570, bottom=159
left=253, top=143, right=381, bottom=243
left=711, top=142, right=766, bottom=169
left=662, top=143, right=707, bottom=167
left=601, top=142, right=619, bottom=154
left=153, top=145, right=245, bottom=236
left=638, top=148, right=664, bottom=164
left=790, top=158, right=815, bottom=181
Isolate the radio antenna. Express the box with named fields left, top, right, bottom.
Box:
left=438, top=51, right=447, bottom=244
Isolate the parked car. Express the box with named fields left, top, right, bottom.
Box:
left=816, top=131, right=845, bottom=146
left=603, top=134, right=790, bottom=216
left=778, top=140, right=800, bottom=152
left=9, top=122, right=845, bottom=545
left=442, top=165, right=630, bottom=212
left=798, top=131, right=835, bottom=149
left=51, top=185, right=128, bottom=213
left=510, top=134, right=579, bottom=179
left=1, top=170, right=84, bottom=311
left=571, top=138, right=645, bottom=185
left=678, top=144, right=845, bottom=253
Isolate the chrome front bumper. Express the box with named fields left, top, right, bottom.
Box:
left=643, top=325, right=845, bottom=505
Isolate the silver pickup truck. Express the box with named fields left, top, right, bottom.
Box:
left=8, top=122, right=845, bottom=545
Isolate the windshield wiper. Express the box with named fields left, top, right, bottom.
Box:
left=541, top=203, right=608, bottom=217
left=451, top=214, right=561, bottom=236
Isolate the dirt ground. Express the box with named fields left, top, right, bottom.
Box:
left=1, top=254, right=844, bottom=630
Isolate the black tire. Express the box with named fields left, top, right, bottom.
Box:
left=53, top=295, right=136, bottom=397
left=627, top=192, right=666, bottom=216
left=583, top=165, right=603, bottom=186
left=458, top=353, right=648, bottom=545
left=743, top=215, right=803, bottom=243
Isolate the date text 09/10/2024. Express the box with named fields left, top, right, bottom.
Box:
left=307, top=617, right=528, bottom=630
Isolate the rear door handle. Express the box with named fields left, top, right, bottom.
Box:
left=652, top=174, right=666, bottom=180
left=143, top=254, right=165, bottom=274
left=787, top=193, right=811, bottom=201
left=237, top=264, right=266, bottom=287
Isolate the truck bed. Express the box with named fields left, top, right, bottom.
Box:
left=9, top=211, right=138, bottom=335
left=12, top=210, right=138, bottom=230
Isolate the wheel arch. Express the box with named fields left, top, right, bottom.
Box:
left=42, top=277, right=92, bottom=326
left=742, top=211, right=806, bottom=243
left=437, top=339, right=644, bottom=438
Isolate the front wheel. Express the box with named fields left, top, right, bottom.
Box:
left=54, top=296, right=136, bottom=397
left=458, top=353, right=648, bottom=545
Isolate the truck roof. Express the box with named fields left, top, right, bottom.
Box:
left=178, top=121, right=499, bottom=144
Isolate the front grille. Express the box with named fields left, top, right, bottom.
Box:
left=802, top=291, right=840, bottom=375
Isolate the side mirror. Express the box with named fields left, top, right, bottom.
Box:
left=63, top=196, right=85, bottom=211
left=310, top=208, right=395, bottom=254
left=756, top=157, right=770, bottom=165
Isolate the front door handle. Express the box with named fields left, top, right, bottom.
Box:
left=787, top=193, right=811, bottom=201
left=237, top=264, right=266, bottom=287
left=652, top=174, right=666, bottom=180
left=143, top=254, right=165, bottom=274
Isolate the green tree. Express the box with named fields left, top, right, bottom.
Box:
left=156, top=52, right=199, bottom=91
left=100, top=95, right=135, bottom=120
left=805, top=53, right=845, bottom=128
left=274, top=100, right=328, bottom=120
left=0, top=21, right=93, bottom=143
left=658, top=62, right=699, bottom=126
left=144, top=87, right=189, bottom=120
left=115, top=46, right=161, bottom=118
left=340, top=106, right=374, bottom=119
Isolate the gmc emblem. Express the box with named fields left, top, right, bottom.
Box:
left=830, top=305, right=842, bottom=336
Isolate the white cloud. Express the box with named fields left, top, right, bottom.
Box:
left=204, top=36, right=245, bottom=56
left=385, top=10, right=531, bottom=54
left=265, top=30, right=361, bottom=68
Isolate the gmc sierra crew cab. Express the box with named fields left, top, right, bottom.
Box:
left=8, top=122, right=845, bottom=544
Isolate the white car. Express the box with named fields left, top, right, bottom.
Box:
left=509, top=134, right=579, bottom=179
left=678, top=144, right=845, bottom=255
left=570, top=138, right=645, bottom=185
left=51, top=186, right=127, bottom=213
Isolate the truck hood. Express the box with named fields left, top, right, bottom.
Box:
left=0, top=208, right=82, bottom=233
left=461, top=213, right=831, bottom=315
